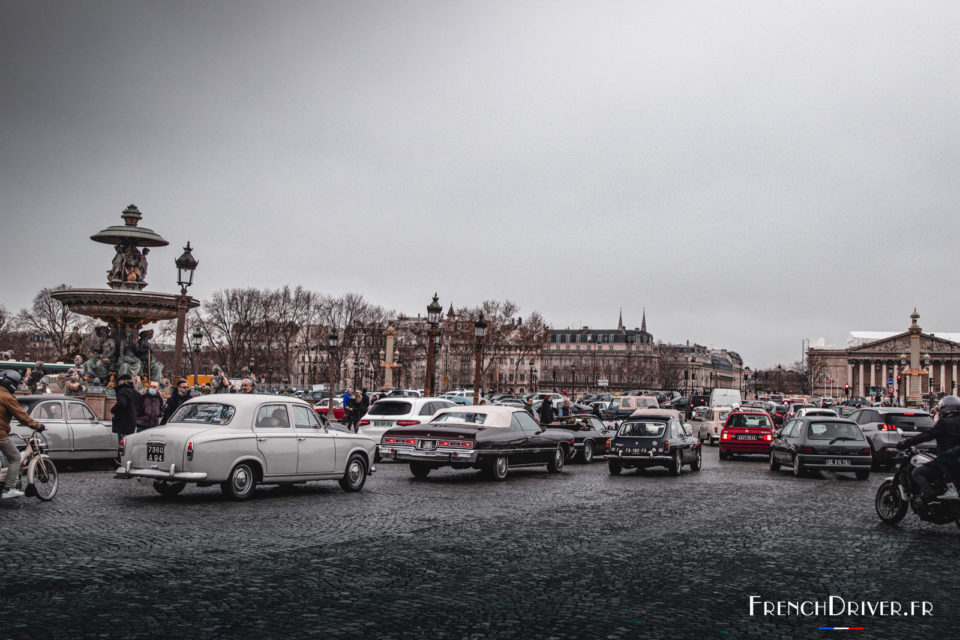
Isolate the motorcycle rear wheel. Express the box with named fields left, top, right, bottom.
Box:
left=875, top=479, right=908, bottom=524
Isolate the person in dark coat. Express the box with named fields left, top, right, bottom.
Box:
left=137, top=380, right=164, bottom=431
left=897, top=395, right=960, bottom=502
left=348, top=394, right=362, bottom=432
left=111, top=373, right=142, bottom=444
left=359, top=389, right=370, bottom=418
left=538, top=396, right=555, bottom=424
left=161, top=378, right=192, bottom=425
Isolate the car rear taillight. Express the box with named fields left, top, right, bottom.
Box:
left=358, top=420, right=370, bottom=426
left=663, top=439, right=670, bottom=452
left=800, top=446, right=815, bottom=454
left=859, top=447, right=871, bottom=455
left=605, top=439, right=611, bottom=451
left=403, top=439, right=417, bottom=445
left=763, top=434, right=772, bottom=441
left=186, top=441, right=194, bottom=461
left=721, top=432, right=730, bottom=440
left=118, top=437, right=125, bottom=457
left=879, top=424, right=897, bottom=431
left=383, top=437, right=397, bottom=444
left=438, top=440, right=474, bottom=448
left=396, top=420, right=421, bottom=426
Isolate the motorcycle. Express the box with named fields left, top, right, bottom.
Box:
left=875, top=446, right=960, bottom=529
left=0, top=426, right=58, bottom=501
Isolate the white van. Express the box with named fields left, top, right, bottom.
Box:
left=709, top=388, right=742, bottom=408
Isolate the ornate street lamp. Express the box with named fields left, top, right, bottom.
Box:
left=473, top=313, right=487, bottom=405
left=328, top=328, right=338, bottom=414
left=433, top=330, right=442, bottom=394
left=172, top=242, right=198, bottom=379
left=191, top=329, right=203, bottom=388
left=425, top=293, right=442, bottom=397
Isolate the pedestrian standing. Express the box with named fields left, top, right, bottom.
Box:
left=137, top=380, right=163, bottom=431
left=342, top=389, right=352, bottom=412
left=111, top=373, right=142, bottom=445
left=539, top=396, right=555, bottom=424
left=160, top=378, right=191, bottom=424
left=348, top=393, right=361, bottom=432
left=359, top=388, right=370, bottom=419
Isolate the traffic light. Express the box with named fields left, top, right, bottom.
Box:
left=844, top=383, right=850, bottom=397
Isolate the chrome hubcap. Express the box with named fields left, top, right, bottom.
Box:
left=555, top=450, right=563, bottom=467
left=233, top=467, right=250, bottom=492
left=348, top=461, right=362, bottom=485
left=497, top=457, right=507, bottom=475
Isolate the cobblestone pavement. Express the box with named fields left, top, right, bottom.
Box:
left=2, top=449, right=956, bottom=640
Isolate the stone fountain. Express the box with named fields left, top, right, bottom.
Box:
left=51, top=205, right=199, bottom=386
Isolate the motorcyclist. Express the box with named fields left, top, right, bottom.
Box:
left=896, top=395, right=960, bottom=503
left=0, top=369, right=45, bottom=499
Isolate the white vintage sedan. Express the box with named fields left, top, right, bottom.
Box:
left=115, top=394, right=377, bottom=499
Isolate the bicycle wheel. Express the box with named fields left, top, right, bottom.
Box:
left=29, top=457, right=59, bottom=501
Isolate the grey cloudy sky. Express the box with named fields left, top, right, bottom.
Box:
left=3, top=1, right=958, bottom=368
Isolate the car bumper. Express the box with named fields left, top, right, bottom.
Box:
left=114, top=461, right=207, bottom=482
left=797, top=455, right=872, bottom=471
left=719, top=442, right=771, bottom=454
left=605, top=451, right=672, bottom=463
left=377, top=446, right=479, bottom=464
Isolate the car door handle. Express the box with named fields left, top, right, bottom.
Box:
left=298, top=437, right=306, bottom=441
left=257, top=437, right=268, bottom=442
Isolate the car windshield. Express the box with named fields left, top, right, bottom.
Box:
left=806, top=422, right=863, bottom=440
left=431, top=412, right=490, bottom=425
left=886, top=413, right=934, bottom=431
left=367, top=401, right=413, bottom=416
left=619, top=422, right=666, bottom=437
left=169, top=403, right=236, bottom=425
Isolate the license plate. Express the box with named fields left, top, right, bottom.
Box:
left=828, top=458, right=850, bottom=465
left=738, top=434, right=758, bottom=440
left=419, top=440, right=437, bottom=450
left=374, top=421, right=392, bottom=428
left=146, top=442, right=165, bottom=462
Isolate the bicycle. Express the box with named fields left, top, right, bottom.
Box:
left=0, top=426, right=59, bottom=501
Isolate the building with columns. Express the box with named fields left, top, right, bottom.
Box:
left=807, top=311, right=960, bottom=402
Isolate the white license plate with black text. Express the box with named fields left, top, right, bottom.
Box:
left=828, top=458, right=850, bottom=465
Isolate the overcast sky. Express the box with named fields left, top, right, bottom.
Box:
left=2, top=1, right=958, bottom=368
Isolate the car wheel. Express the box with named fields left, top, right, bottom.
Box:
left=691, top=448, right=702, bottom=472
left=875, top=479, right=908, bottom=524
left=581, top=441, right=594, bottom=464
left=410, top=462, right=431, bottom=479
left=339, top=455, right=367, bottom=492
left=670, top=452, right=682, bottom=476
left=608, top=459, right=622, bottom=475
left=221, top=462, right=257, bottom=500
left=152, top=480, right=186, bottom=497
left=769, top=450, right=780, bottom=471
left=487, top=455, right=509, bottom=481
left=792, top=454, right=805, bottom=478
left=547, top=446, right=565, bottom=474
left=855, top=470, right=870, bottom=481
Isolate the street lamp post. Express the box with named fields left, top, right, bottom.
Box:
left=571, top=363, right=577, bottom=395
left=191, top=329, right=202, bottom=389
left=433, top=331, right=442, bottom=394
left=425, top=293, right=442, bottom=397
left=172, top=242, right=198, bottom=380
left=473, top=313, right=487, bottom=405
left=328, top=328, right=338, bottom=415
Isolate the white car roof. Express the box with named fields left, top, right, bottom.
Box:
left=430, top=405, right=526, bottom=429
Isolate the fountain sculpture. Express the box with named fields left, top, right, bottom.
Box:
left=51, top=205, right=199, bottom=386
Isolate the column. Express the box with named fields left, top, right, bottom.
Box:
left=847, top=362, right=853, bottom=389
left=858, top=361, right=864, bottom=397
left=953, top=362, right=958, bottom=394
left=941, top=362, right=947, bottom=393
left=869, top=362, right=876, bottom=391
left=881, top=363, right=888, bottom=391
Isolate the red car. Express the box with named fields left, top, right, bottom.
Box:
left=315, top=404, right=346, bottom=421
left=718, top=411, right=775, bottom=460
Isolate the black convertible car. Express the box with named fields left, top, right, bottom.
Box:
left=378, top=406, right=576, bottom=481
left=606, top=412, right=702, bottom=476
left=543, top=415, right=615, bottom=463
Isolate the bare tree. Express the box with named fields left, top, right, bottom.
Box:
left=14, top=285, right=87, bottom=360
left=508, top=311, right=550, bottom=384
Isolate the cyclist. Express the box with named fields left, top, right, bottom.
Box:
left=0, top=370, right=45, bottom=499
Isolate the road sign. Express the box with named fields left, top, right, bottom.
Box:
left=888, top=378, right=894, bottom=385
left=597, top=379, right=609, bottom=387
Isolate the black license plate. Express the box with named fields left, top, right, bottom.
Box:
left=147, top=442, right=165, bottom=462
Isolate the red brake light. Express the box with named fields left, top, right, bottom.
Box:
left=462, top=441, right=474, bottom=448
left=763, top=434, right=772, bottom=441
left=118, top=437, right=125, bottom=456
left=859, top=448, right=871, bottom=455
left=383, top=437, right=397, bottom=444
left=800, top=446, right=815, bottom=454
left=605, top=439, right=611, bottom=451
left=358, top=420, right=370, bottom=426
left=403, top=439, right=417, bottom=445
left=663, top=439, right=670, bottom=452
left=879, top=424, right=897, bottom=431
left=396, top=420, right=421, bottom=426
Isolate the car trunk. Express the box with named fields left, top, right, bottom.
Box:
left=125, top=425, right=216, bottom=469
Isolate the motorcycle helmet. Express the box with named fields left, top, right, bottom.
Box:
left=0, top=369, right=22, bottom=394
left=937, top=395, right=960, bottom=415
